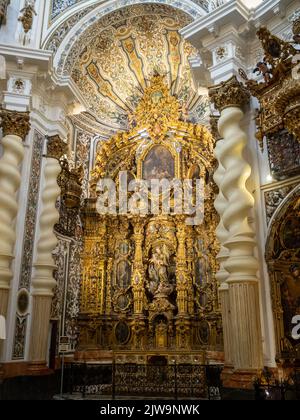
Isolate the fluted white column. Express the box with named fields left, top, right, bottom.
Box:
left=210, top=77, right=263, bottom=373
left=29, top=135, right=66, bottom=370
left=0, top=110, right=30, bottom=320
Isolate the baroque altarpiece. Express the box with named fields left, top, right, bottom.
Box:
left=77, top=75, right=221, bottom=363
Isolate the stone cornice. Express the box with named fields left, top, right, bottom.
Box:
left=180, top=0, right=250, bottom=42
left=0, top=45, right=52, bottom=70
left=181, top=0, right=296, bottom=45
left=0, top=109, right=31, bottom=139
left=209, top=76, right=250, bottom=111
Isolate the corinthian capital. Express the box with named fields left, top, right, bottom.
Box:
left=0, top=109, right=31, bottom=139
left=46, top=135, right=67, bottom=160
left=209, top=76, right=250, bottom=112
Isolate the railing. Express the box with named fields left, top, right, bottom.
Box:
left=254, top=368, right=300, bottom=400
left=64, top=362, right=223, bottom=400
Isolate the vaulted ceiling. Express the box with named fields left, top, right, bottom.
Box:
left=49, top=0, right=210, bottom=22
left=65, top=4, right=210, bottom=135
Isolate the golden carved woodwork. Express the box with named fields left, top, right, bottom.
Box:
left=79, top=75, right=221, bottom=358
left=209, top=115, right=222, bottom=141
left=0, top=109, right=31, bottom=140
left=46, top=135, right=68, bottom=161
left=208, top=76, right=250, bottom=112
left=59, top=160, right=83, bottom=209
left=129, top=72, right=181, bottom=141
left=266, top=190, right=300, bottom=362
left=239, top=25, right=300, bottom=146
left=293, top=17, right=300, bottom=44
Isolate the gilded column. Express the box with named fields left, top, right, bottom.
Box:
left=131, top=217, right=146, bottom=349
left=175, top=216, right=190, bottom=349
left=210, top=116, right=233, bottom=367
left=210, top=77, right=263, bottom=374
left=131, top=217, right=146, bottom=315
left=186, top=226, right=195, bottom=316
left=175, top=217, right=188, bottom=315
left=28, top=135, right=66, bottom=371
left=0, top=110, right=30, bottom=320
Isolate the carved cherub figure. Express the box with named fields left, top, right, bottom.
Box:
left=253, top=61, right=273, bottom=83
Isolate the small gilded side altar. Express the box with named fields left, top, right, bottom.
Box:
left=77, top=74, right=222, bottom=364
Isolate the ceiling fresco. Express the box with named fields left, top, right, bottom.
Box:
left=69, top=4, right=210, bottom=134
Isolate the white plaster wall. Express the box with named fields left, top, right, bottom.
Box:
left=0, top=0, right=46, bottom=49
left=0, top=0, right=20, bottom=46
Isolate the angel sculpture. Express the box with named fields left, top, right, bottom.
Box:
left=253, top=61, right=273, bottom=83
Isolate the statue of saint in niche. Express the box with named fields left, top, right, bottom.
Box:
left=155, top=320, right=168, bottom=348
left=116, top=260, right=131, bottom=289
left=148, top=245, right=170, bottom=294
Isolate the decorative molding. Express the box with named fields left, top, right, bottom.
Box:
left=0, top=109, right=31, bottom=140
left=12, top=315, right=28, bottom=360
left=209, top=76, right=250, bottom=111
left=51, top=0, right=81, bottom=21
left=45, top=5, right=95, bottom=53
left=19, top=131, right=44, bottom=290
left=47, top=135, right=67, bottom=160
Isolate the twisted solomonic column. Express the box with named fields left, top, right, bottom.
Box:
left=209, top=117, right=233, bottom=367
left=210, top=77, right=263, bottom=373
left=0, top=110, right=30, bottom=321
left=29, top=135, right=67, bottom=370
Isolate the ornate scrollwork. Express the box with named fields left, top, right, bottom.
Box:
left=18, top=1, right=37, bottom=33
left=239, top=26, right=300, bottom=144
left=209, top=76, right=250, bottom=112
left=46, top=135, right=67, bottom=160
left=0, top=109, right=31, bottom=139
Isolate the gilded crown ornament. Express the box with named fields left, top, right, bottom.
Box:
left=129, top=72, right=181, bottom=141
left=0, top=109, right=31, bottom=140
left=91, top=73, right=214, bottom=188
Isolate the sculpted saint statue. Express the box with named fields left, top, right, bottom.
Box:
left=148, top=245, right=170, bottom=294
